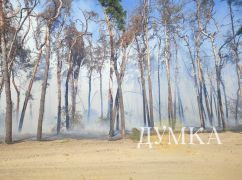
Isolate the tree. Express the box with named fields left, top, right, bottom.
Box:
left=1, top=0, right=38, bottom=143
left=99, top=0, right=126, bottom=137
left=0, top=0, right=12, bottom=143
left=64, top=11, right=92, bottom=129
left=157, top=0, right=183, bottom=128
left=95, top=28, right=108, bottom=120
left=144, top=0, right=154, bottom=127
left=226, top=0, right=241, bottom=125
left=64, top=23, right=84, bottom=129
left=37, top=0, right=63, bottom=140
left=54, top=14, right=67, bottom=134
left=132, top=9, right=150, bottom=127
left=18, top=20, right=46, bottom=132
left=86, top=37, right=96, bottom=121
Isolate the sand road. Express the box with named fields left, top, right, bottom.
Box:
left=0, top=132, right=242, bottom=180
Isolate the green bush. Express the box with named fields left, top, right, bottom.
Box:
left=129, top=128, right=140, bottom=142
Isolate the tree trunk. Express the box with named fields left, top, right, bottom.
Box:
left=173, top=41, right=179, bottom=129
left=72, top=61, right=82, bottom=126
left=221, top=79, right=228, bottom=122
left=195, top=4, right=206, bottom=129
left=196, top=52, right=205, bottom=128
left=56, top=50, right=62, bottom=134
left=65, top=46, right=74, bottom=130
left=87, top=71, right=92, bottom=121
left=12, top=71, right=20, bottom=124
left=145, top=11, right=154, bottom=128
left=213, top=92, right=218, bottom=119
left=65, top=68, right=70, bottom=130
left=104, top=13, right=115, bottom=137
left=0, top=78, right=3, bottom=99
left=0, top=57, right=3, bottom=98
left=37, top=28, right=50, bottom=140
left=228, top=2, right=241, bottom=126
left=112, top=88, right=120, bottom=132
left=99, top=71, right=104, bottom=120
left=210, top=84, right=214, bottom=124
left=157, top=40, right=162, bottom=125
left=164, top=25, right=174, bottom=127
left=119, top=84, right=125, bottom=138
left=1, top=1, right=13, bottom=144
left=71, top=72, right=75, bottom=125
left=140, top=63, right=149, bottom=126
left=201, top=68, right=213, bottom=125
left=217, top=74, right=225, bottom=130
left=211, top=38, right=225, bottom=130
left=183, top=36, right=205, bottom=128
left=177, top=86, right=185, bottom=123
left=136, top=38, right=149, bottom=126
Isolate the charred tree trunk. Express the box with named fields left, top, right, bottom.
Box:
left=136, top=38, right=149, bottom=126
left=213, top=92, right=218, bottom=119
left=0, top=79, right=3, bottom=99
left=216, top=65, right=225, bottom=130
left=71, top=72, right=75, bottom=125
left=119, top=85, right=125, bottom=138
left=72, top=62, right=82, bottom=126
left=108, top=43, right=114, bottom=137
left=87, top=70, right=92, bottom=121
left=177, top=86, right=185, bottom=123
left=113, top=88, right=120, bottom=132
left=56, top=50, right=62, bottom=134
left=210, top=85, right=214, bottom=124
left=140, top=63, right=148, bottom=126
left=201, top=68, right=213, bottom=125
left=65, top=65, right=71, bottom=130
left=12, top=71, right=20, bottom=124
left=65, top=44, right=74, bottom=130
left=210, top=38, right=226, bottom=130
left=221, top=79, right=228, bottom=122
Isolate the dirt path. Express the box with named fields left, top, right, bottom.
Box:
left=0, top=132, right=242, bottom=180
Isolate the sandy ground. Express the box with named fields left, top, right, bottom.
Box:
left=0, top=132, right=242, bottom=180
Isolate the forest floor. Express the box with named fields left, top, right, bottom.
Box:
left=0, top=131, right=242, bottom=180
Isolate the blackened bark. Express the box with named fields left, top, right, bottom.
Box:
left=65, top=68, right=71, bottom=130
left=12, top=71, right=20, bottom=124
left=57, top=51, right=62, bottom=134
left=87, top=71, right=92, bottom=121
